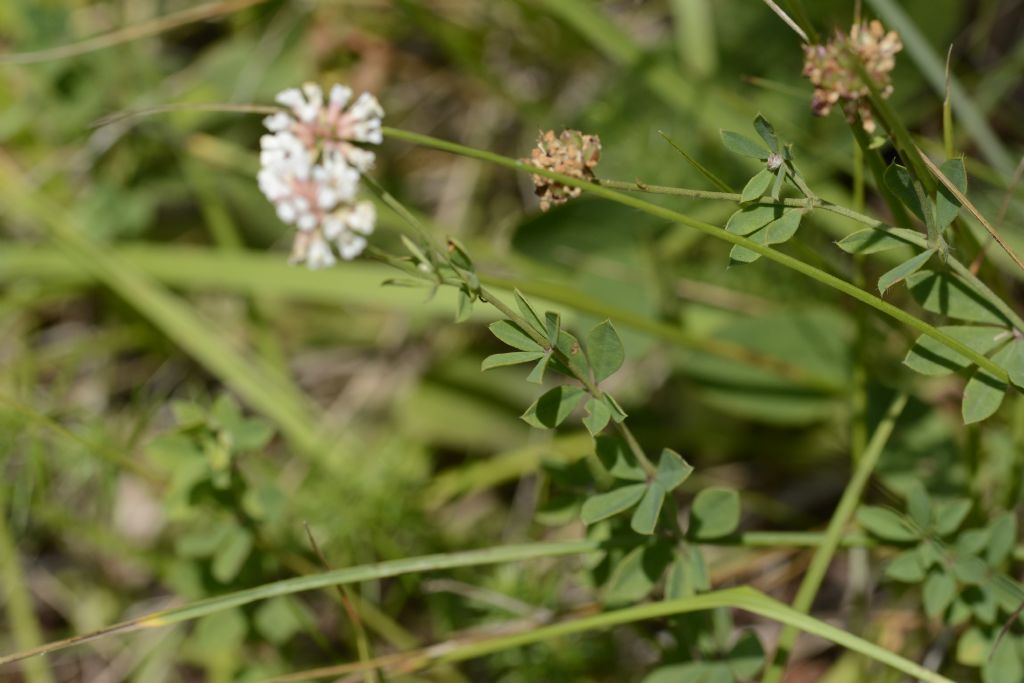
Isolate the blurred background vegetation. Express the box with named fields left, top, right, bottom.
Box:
left=1, top=0, right=1023, bottom=681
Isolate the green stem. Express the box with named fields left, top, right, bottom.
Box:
left=272, top=586, right=953, bottom=683
left=382, top=126, right=1009, bottom=382
left=761, top=392, right=908, bottom=683
left=597, top=177, right=1024, bottom=331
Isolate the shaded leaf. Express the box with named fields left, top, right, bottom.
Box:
left=1002, top=339, right=1024, bottom=389
left=521, top=385, right=586, bottom=428
left=721, top=130, right=768, bottom=158
left=935, top=157, right=967, bottom=229
left=835, top=227, right=920, bottom=254
left=764, top=209, right=803, bottom=244
left=580, top=483, right=647, bottom=524
left=595, top=436, right=646, bottom=481
left=753, top=114, right=779, bottom=153
left=884, top=162, right=926, bottom=222
left=631, top=483, right=666, bottom=534
left=603, top=542, right=673, bottom=605
left=728, top=224, right=769, bottom=265
left=907, top=271, right=1010, bottom=326
left=903, top=325, right=1008, bottom=376
left=725, top=205, right=781, bottom=236
left=726, top=630, right=765, bottom=679
left=878, top=248, right=935, bottom=295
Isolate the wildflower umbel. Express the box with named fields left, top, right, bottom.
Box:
left=258, top=83, right=383, bottom=268
left=801, top=20, right=903, bottom=133
left=526, top=130, right=601, bottom=212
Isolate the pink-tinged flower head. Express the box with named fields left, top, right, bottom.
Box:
left=257, top=82, right=385, bottom=268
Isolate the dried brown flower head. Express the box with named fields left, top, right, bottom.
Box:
left=525, top=130, right=602, bottom=212
left=801, top=19, right=903, bottom=133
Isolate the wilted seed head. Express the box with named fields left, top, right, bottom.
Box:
left=801, top=19, right=903, bottom=133
left=525, top=129, right=602, bottom=212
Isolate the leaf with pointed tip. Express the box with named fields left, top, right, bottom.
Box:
left=544, top=311, right=560, bottom=347
left=489, top=320, right=543, bottom=352
left=654, top=448, right=693, bottom=492
left=582, top=398, right=611, bottom=435
left=580, top=483, right=646, bottom=524
left=631, top=483, right=666, bottom=534
left=836, top=228, right=920, bottom=254
left=740, top=169, right=773, bottom=203
left=587, top=320, right=625, bottom=383
left=764, top=209, right=803, bottom=245
left=903, top=325, right=1008, bottom=376
left=878, top=249, right=935, bottom=295
left=935, top=158, right=967, bottom=228
left=753, top=114, right=779, bottom=153
left=688, top=487, right=741, bottom=539
left=721, top=130, right=768, bottom=158
left=521, top=385, right=585, bottom=429
left=481, top=350, right=546, bottom=371
left=907, top=271, right=1010, bottom=325
left=514, top=289, right=545, bottom=334
left=725, top=205, right=781, bottom=236
left=884, top=163, right=926, bottom=222
left=525, top=352, right=552, bottom=384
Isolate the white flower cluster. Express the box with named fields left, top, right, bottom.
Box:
left=258, top=83, right=383, bottom=269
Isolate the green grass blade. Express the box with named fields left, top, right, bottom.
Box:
left=0, top=488, right=56, bottom=683
left=762, top=392, right=909, bottom=683
left=0, top=541, right=599, bottom=666
left=271, top=587, right=953, bottom=683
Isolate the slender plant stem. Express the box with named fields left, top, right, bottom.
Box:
left=268, top=586, right=953, bottom=683
left=761, top=391, right=908, bottom=683
left=597, top=178, right=1024, bottom=332
left=382, top=126, right=1010, bottom=382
